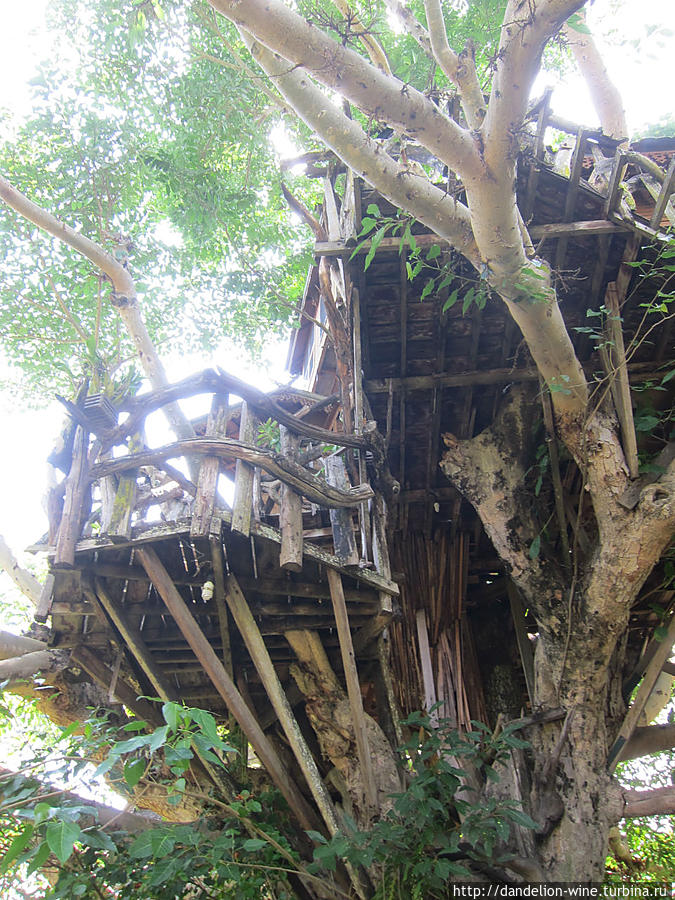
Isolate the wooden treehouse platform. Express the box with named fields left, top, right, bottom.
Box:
left=35, top=370, right=401, bottom=825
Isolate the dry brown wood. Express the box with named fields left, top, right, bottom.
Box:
left=326, top=568, right=378, bottom=811
left=108, top=433, right=142, bottom=540
left=555, top=129, right=588, bottom=268
left=231, top=401, right=257, bottom=536
left=34, top=574, right=55, bottom=624
left=135, top=546, right=321, bottom=833
left=604, top=283, right=639, bottom=480
left=70, top=645, right=163, bottom=726
left=223, top=574, right=343, bottom=836
left=365, top=361, right=662, bottom=394
left=90, top=436, right=373, bottom=509
left=540, top=385, right=570, bottom=560
left=192, top=397, right=228, bottom=537
left=55, top=426, right=90, bottom=568
left=608, top=610, right=675, bottom=772
left=279, top=426, right=304, bottom=571
left=324, top=455, right=359, bottom=565
left=507, top=580, right=535, bottom=707
left=87, top=576, right=175, bottom=702
left=109, top=368, right=370, bottom=452
left=210, top=529, right=234, bottom=676
left=415, top=609, right=438, bottom=726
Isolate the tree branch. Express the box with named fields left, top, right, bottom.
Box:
left=423, top=0, right=486, bottom=128
left=562, top=10, right=627, bottom=141
left=620, top=724, right=675, bottom=762
left=384, top=0, right=434, bottom=61
left=209, top=0, right=481, bottom=181
left=0, top=631, right=47, bottom=661
left=0, top=175, right=194, bottom=445
left=621, top=785, right=675, bottom=818
left=242, top=35, right=480, bottom=266
left=0, top=534, right=42, bottom=606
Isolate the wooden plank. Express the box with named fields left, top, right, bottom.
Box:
left=55, top=426, right=90, bottom=568
left=34, top=574, right=55, bottom=623
left=87, top=576, right=175, bottom=702
left=69, top=566, right=381, bottom=603
left=324, top=455, right=359, bottom=565
left=605, top=285, right=639, bottom=479
left=608, top=610, right=675, bottom=772
left=415, top=608, right=438, bottom=727
left=530, top=220, right=623, bottom=238
left=191, top=397, right=228, bottom=538
left=352, top=285, right=370, bottom=561
left=135, top=546, right=321, bottom=832
left=649, top=156, right=675, bottom=227
left=210, top=524, right=234, bottom=676
left=70, top=645, right=163, bottom=726
left=507, top=580, right=535, bottom=707
left=231, top=401, right=257, bottom=536
left=555, top=129, right=587, bottom=269
left=108, top=433, right=142, bottom=540
left=604, top=150, right=627, bottom=219
left=326, top=568, right=378, bottom=811
left=224, top=574, right=343, bottom=836
left=279, top=426, right=303, bottom=571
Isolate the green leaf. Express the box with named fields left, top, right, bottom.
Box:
left=162, top=701, right=181, bottom=730
left=0, top=824, right=35, bottom=873
left=27, top=840, right=51, bottom=876
left=366, top=203, right=381, bottom=216
left=364, top=226, right=387, bottom=270
left=566, top=12, right=591, bottom=33
left=46, top=820, right=82, bottom=864
left=306, top=830, right=328, bottom=844
left=242, top=838, right=268, bottom=852
left=420, top=279, right=435, bottom=300
left=442, top=289, right=459, bottom=312
left=129, top=829, right=176, bottom=859
left=426, top=244, right=440, bottom=261
left=462, top=287, right=475, bottom=315
left=124, top=757, right=146, bottom=788
left=529, top=535, right=541, bottom=560
left=56, top=721, right=80, bottom=743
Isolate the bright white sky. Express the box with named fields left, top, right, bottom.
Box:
left=0, top=0, right=673, bottom=573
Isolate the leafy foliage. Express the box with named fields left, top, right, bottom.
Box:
left=308, top=712, right=535, bottom=899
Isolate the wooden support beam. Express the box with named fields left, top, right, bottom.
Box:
left=70, top=645, right=163, bottom=726
left=605, top=281, right=640, bottom=480
left=279, top=426, right=303, bottom=571
left=415, top=609, right=438, bottom=727
left=55, top=426, right=90, bottom=568
left=326, top=568, right=378, bottom=811
left=87, top=577, right=175, bottom=702
left=108, top=433, right=142, bottom=541
left=223, top=574, right=343, bottom=836
left=34, top=574, right=55, bottom=623
left=608, top=610, right=675, bottom=772
left=555, top=128, right=587, bottom=269
left=210, top=524, right=234, bottom=676
left=135, top=546, right=321, bottom=832
left=231, top=401, right=257, bottom=536
left=192, top=397, right=228, bottom=538
left=324, top=455, right=359, bottom=565
left=507, top=580, right=535, bottom=707
left=649, top=156, right=675, bottom=227
left=522, top=87, right=551, bottom=221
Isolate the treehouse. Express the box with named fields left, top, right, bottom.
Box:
left=26, top=110, right=675, bottom=831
